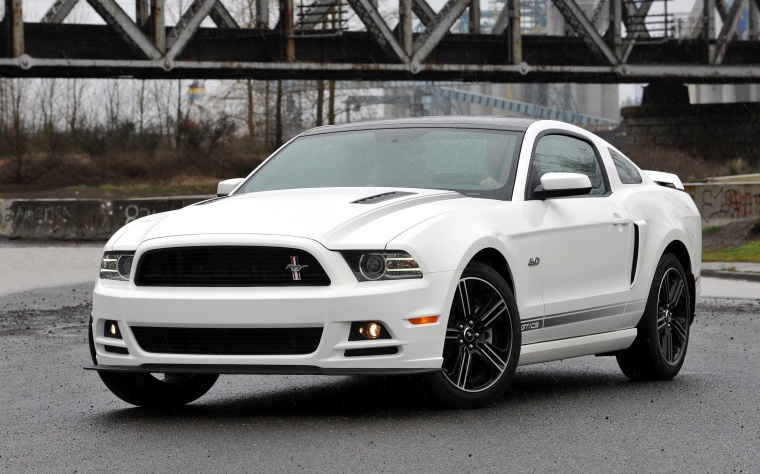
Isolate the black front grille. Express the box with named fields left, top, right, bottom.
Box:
left=135, top=246, right=331, bottom=287
left=131, top=326, right=323, bottom=355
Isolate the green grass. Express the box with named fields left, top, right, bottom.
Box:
left=703, top=241, right=760, bottom=263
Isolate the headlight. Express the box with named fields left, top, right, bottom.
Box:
left=100, top=252, right=135, bottom=281
left=341, top=251, right=422, bottom=281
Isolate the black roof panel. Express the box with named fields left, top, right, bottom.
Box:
left=301, top=116, right=538, bottom=136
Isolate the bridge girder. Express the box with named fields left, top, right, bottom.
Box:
left=0, top=0, right=759, bottom=82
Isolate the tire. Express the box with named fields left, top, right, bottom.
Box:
left=88, top=318, right=218, bottom=407
left=616, top=253, right=692, bottom=381
left=424, top=262, right=521, bottom=409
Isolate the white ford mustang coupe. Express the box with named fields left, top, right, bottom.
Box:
left=87, top=117, right=701, bottom=408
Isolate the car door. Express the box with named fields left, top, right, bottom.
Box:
left=525, top=132, right=633, bottom=342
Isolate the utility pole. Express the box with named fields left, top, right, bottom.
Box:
left=275, top=80, right=283, bottom=147
left=316, top=80, right=325, bottom=126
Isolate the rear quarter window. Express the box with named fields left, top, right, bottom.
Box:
left=609, top=148, right=642, bottom=184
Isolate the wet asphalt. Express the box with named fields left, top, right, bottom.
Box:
left=0, top=244, right=759, bottom=472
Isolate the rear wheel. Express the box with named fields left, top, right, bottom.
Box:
left=616, top=253, right=691, bottom=380
left=425, top=262, right=521, bottom=408
left=88, top=318, right=218, bottom=407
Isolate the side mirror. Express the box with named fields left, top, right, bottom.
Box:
left=217, top=178, right=244, bottom=197
left=533, top=172, right=592, bottom=199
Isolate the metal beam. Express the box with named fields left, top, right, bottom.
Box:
left=86, top=0, right=162, bottom=59
left=413, top=0, right=470, bottom=64
left=712, top=0, right=745, bottom=64
left=751, top=0, right=759, bottom=40
left=609, top=0, right=622, bottom=58
left=704, top=0, right=716, bottom=41
left=4, top=57, right=760, bottom=82
left=492, top=1, right=510, bottom=35
left=41, top=0, right=80, bottom=23
left=715, top=0, right=728, bottom=20
left=256, top=0, right=269, bottom=28
left=589, top=0, right=606, bottom=30
left=469, top=0, right=480, bottom=33
left=550, top=0, right=618, bottom=65
left=209, top=1, right=239, bottom=28
left=623, top=0, right=652, bottom=39
left=4, top=0, right=24, bottom=57
left=3, top=0, right=23, bottom=54
left=165, top=0, right=218, bottom=61
left=400, top=0, right=413, bottom=55
left=281, top=0, right=295, bottom=62
left=151, top=0, right=165, bottom=52
left=136, top=0, right=149, bottom=25
left=346, top=0, right=409, bottom=62
left=412, top=0, right=436, bottom=27
left=509, top=0, right=521, bottom=63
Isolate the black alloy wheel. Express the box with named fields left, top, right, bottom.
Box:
left=656, top=267, right=689, bottom=366
left=616, top=253, right=692, bottom=380
left=425, top=262, right=520, bottom=408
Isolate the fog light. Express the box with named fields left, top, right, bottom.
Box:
left=349, top=321, right=390, bottom=341
left=104, top=320, right=122, bottom=339
left=367, top=322, right=382, bottom=338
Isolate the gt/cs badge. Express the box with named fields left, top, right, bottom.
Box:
left=286, top=256, right=308, bottom=281
left=528, top=257, right=540, bottom=267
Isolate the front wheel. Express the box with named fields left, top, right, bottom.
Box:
left=424, top=262, right=521, bottom=408
left=88, top=318, right=218, bottom=407
left=97, top=371, right=219, bottom=408
left=616, top=253, right=692, bottom=380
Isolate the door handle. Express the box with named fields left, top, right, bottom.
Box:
left=612, top=216, right=632, bottom=226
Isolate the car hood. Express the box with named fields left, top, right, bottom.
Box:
left=112, top=187, right=495, bottom=250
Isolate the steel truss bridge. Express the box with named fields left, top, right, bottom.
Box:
left=1, top=0, right=759, bottom=82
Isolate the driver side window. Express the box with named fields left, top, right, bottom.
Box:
left=532, top=134, right=607, bottom=196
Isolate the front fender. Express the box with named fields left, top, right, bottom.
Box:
left=387, top=202, right=542, bottom=320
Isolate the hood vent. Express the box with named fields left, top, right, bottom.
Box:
left=352, top=191, right=416, bottom=204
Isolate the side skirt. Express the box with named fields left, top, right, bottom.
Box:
left=517, top=328, right=637, bottom=366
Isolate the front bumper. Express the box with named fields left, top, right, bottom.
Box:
left=91, top=234, right=458, bottom=372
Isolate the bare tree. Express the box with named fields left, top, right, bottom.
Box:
left=64, top=78, right=86, bottom=136
left=3, top=79, right=28, bottom=182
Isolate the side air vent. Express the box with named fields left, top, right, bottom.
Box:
left=631, top=224, right=640, bottom=285
left=352, top=191, right=416, bottom=204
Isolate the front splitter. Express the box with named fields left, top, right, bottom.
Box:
left=84, top=364, right=440, bottom=376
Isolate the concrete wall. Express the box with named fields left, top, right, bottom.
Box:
left=684, top=183, right=760, bottom=227
left=2, top=185, right=757, bottom=240
left=0, top=196, right=210, bottom=240
left=621, top=102, right=760, bottom=164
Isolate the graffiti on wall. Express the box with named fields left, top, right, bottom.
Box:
left=0, top=202, right=72, bottom=226
left=688, top=185, right=760, bottom=225
left=0, top=198, right=204, bottom=239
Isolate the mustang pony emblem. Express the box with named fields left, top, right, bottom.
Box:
left=286, top=256, right=309, bottom=281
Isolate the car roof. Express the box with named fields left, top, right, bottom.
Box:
left=301, top=116, right=538, bottom=136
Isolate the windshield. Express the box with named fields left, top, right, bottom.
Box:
left=237, top=128, right=522, bottom=199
